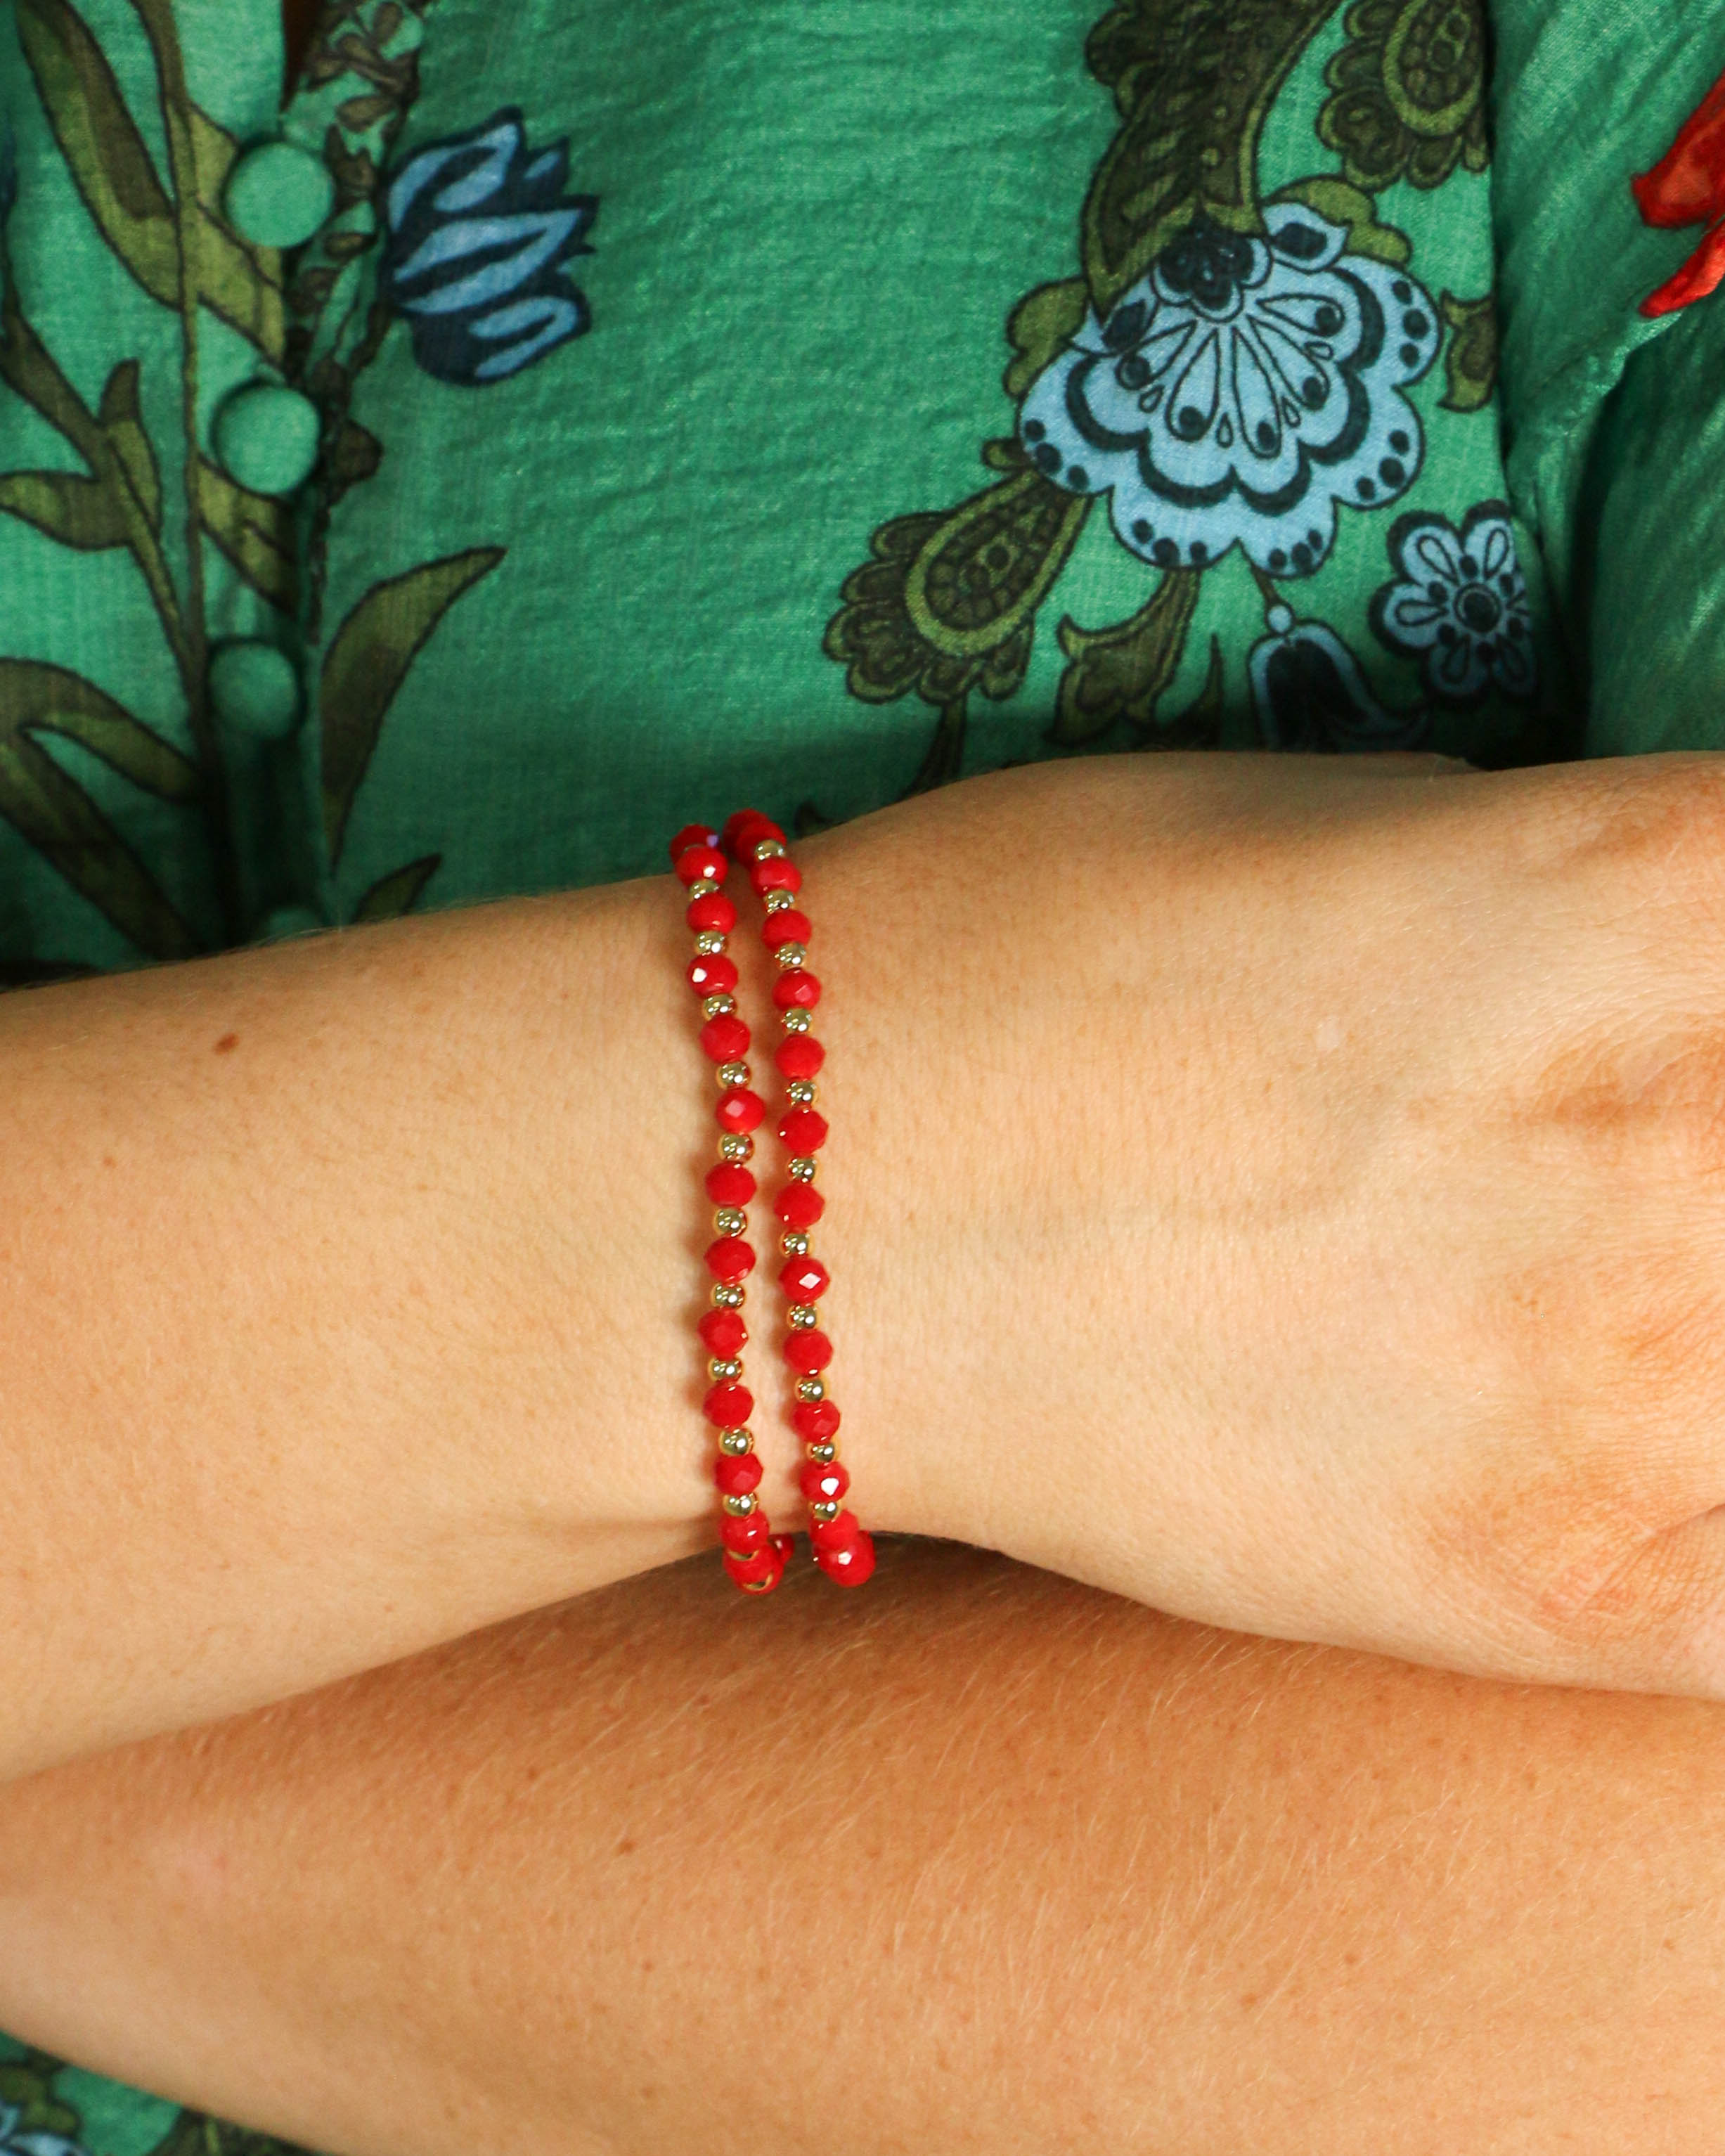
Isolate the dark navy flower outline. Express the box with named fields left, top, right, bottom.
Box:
left=380, top=108, right=597, bottom=387
left=1250, top=603, right=1430, bottom=752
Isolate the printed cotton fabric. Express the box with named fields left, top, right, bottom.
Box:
left=0, top=0, right=1709, bottom=2145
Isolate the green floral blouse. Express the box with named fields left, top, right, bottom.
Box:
left=0, top=0, right=1719, bottom=2145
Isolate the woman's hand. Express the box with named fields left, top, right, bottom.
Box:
left=801, top=748, right=1725, bottom=1698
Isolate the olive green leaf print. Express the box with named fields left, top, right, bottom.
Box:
left=1052, top=569, right=1203, bottom=744
left=0, top=663, right=201, bottom=959
left=1318, top=0, right=1489, bottom=193
left=823, top=439, right=1089, bottom=796
left=0, top=465, right=131, bottom=550
left=15, top=0, right=181, bottom=310
left=353, top=851, right=442, bottom=919
left=1438, top=289, right=1498, bottom=411
left=321, top=548, right=505, bottom=861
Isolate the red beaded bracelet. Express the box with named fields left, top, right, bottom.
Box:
left=670, top=811, right=876, bottom=1592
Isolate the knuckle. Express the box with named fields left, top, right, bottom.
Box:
left=1410, top=1248, right=1725, bottom=1675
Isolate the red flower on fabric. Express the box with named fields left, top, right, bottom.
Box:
left=1636, top=65, right=1725, bottom=317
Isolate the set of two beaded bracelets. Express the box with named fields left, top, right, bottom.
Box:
left=671, top=809, right=874, bottom=1596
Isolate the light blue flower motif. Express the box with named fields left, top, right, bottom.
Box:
left=1016, top=202, right=1442, bottom=580
left=1369, top=501, right=1537, bottom=704
left=0, top=2100, right=89, bottom=2156
left=380, top=107, right=597, bottom=386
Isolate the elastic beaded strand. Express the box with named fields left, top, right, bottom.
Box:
left=671, top=824, right=794, bottom=1596
left=722, top=811, right=876, bottom=1589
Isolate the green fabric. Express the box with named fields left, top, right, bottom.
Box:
left=1583, top=297, right=1725, bottom=755
left=0, top=0, right=1666, bottom=2145
left=1487, top=0, right=1724, bottom=706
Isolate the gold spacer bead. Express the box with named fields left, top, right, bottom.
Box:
left=720, top=1427, right=754, bottom=1455
left=789, top=1156, right=818, bottom=1182
left=694, top=931, right=727, bottom=957
left=782, top=1008, right=813, bottom=1035
left=714, top=1206, right=747, bottom=1237
left=810, top=1500, right=841, bottom=1523
left=723, top=1492, right=757, bottom=1517
left=763, top=886, right=796, bottom=914
left=781, top=1230, right=810, bottom=1258
left=774, top=942, right=807, bottom=970
left=753, top=839, right=789, bottom=861
left=687, top=877, right=721, bottom=901
left=785, top=1080, right=817, bottom=1106
left=806, top=1441, right=837, bottom=1464
left=795, top=1376, right=826, bottom=1404
left=702, top=992, right=737, bottom=1020
left=717, top=1059, right=751, bottom=1089
left=708, top=1357, right=742, bottom=1382
left=711, top=1282, right=746, bottom=1310
left=788, top=1304, right=819, bottom=1329
left=718, top=1132, right=755, bottom=1163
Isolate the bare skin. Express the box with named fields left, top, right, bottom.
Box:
left=19, top=749, right=1725, bottom=1783
left=0, top=1537, right=1721, bottom=2156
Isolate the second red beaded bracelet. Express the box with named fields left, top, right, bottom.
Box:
left=670, top=810, right=876, bottom=1594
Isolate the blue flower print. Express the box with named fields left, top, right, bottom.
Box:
left=380, top=108, right=597, bottom=387
left=0, top=2102, right=89, bottom=2156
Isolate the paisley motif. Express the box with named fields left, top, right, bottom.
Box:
left=1319, top=0, right=1490, bottom=193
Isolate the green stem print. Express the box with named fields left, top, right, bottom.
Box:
left=0, top=0, right=493, bottom=957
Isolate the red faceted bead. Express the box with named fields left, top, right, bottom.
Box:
left=704, top=1161, right=756, bottom=1206
left=704, top=1236, right=756, bottom=1282
left=784, top=1328, right=833, bottom=1374
left=809, top=1507, right=861, bottom=1551
left=716, top=1089, right=765, bottom=1133
left=751, top=856, right=803, bottom=896
left=775, top=1034, right=825, bottom=1079
left=774, top=1182, right=825, bottom=1229
left=799, top=1459, right=851, bottom=1505
left=721, top=1510, right=771, bottom=1556
left=780, top=1254, right=829, bottom=1302
left=762, top=909, right=813, bottom=951
left=816, top=1529, right=876, bottom=1587
left=686, top=892, right=737, bottom=934
left=671, top=823, right=722, bottom=865
left=723, top=808, right=783, bottom=853
left=714, top=1450, right=763, bottom=1497
left=723, top=1542, right=774, bottom=1587
left=703, top=1380, right=754, bottom=1428
left=675, top=845, right=728, bottom=887
left=687, top=953, right=739, bottom=997
left=793, top=1399, right=841, bottom=1442
left=697, top=1307, right=747, bottom=1356
left=773, top=971, right=821, bottom=1010
left=778, top=1107, right=829, bottom=1152
left=724, top=1535, right=793, bottom=1594
left=699, top=1013, right=751, bottom=1062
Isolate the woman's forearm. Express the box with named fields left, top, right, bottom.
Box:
left=0, top=857, right=941, bottom=1782
left=0, top=1539, right=1719, bottom=2155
